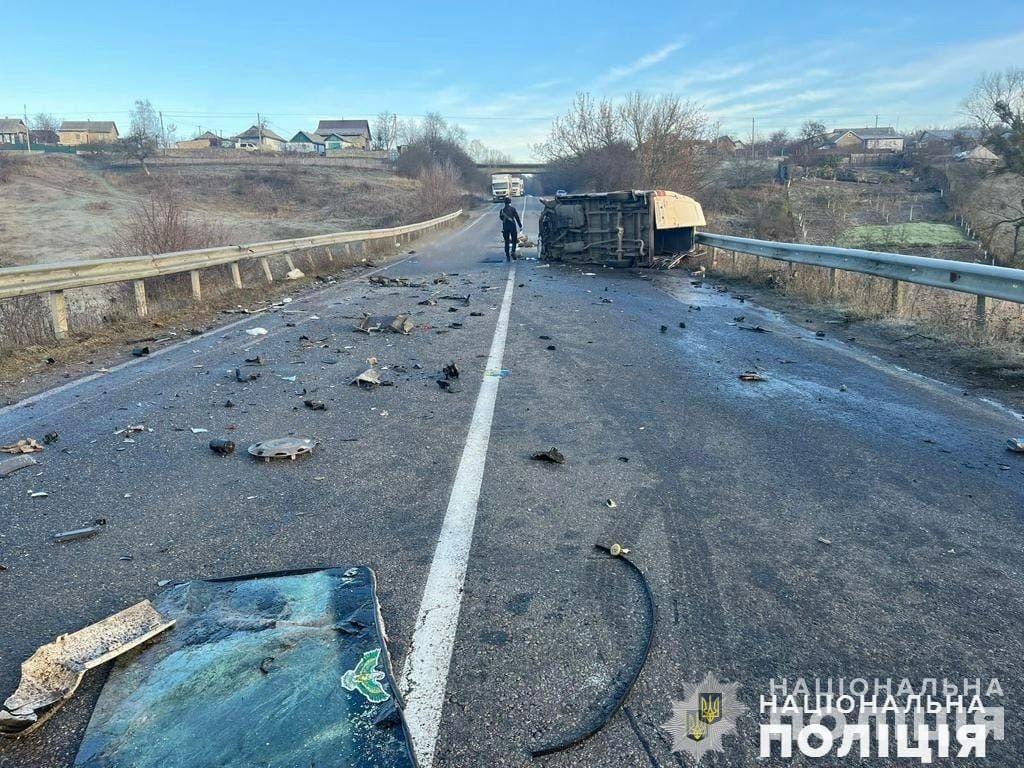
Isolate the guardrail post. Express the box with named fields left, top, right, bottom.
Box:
left=285, top=255, right=297, bottom=271
left=828, top=268, right=838, bottom=297
left=976, top=295, right=987, bottom=328
left=48, top=290, right=69, bottom=340
left=326, top=247, right=334, bottom=263
left=731, top=250, right=737, bottom=271
left=344, top=244, right=352, bottom=258
left=190, top=270, right=202, bottom=301
left=230, top=262, right=243, bottom=289
left=133, top=280, right=148, bottom=317
left=260, top=257, right=273, bottom=282
left=889, top=279, right=903, bottom=314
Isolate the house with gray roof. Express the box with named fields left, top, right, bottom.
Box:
left=0, top=118, right=29, bottom=146
left=315, top=119, right=372, bottom=150
left=823, top=127, right=904, bottom=152
left=58, top=121, right=119, bottom=145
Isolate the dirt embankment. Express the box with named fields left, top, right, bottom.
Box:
left=0, top=154, right=424, bottom=267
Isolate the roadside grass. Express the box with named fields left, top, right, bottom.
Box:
left=836, top=223, right=967, bottom=248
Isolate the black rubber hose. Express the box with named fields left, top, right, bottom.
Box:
left=530, top=542, right=657, bottom=758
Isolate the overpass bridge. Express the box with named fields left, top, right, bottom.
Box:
left=475, top=163, right=550, bottom=176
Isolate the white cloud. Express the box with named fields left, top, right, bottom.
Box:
left=596, top=40, right=688, bottom=85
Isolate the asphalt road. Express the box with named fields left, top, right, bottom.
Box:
left=1, top=198, right=1023, bottom=767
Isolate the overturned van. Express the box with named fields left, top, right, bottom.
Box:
left=538, top=190, right=705, bottom=268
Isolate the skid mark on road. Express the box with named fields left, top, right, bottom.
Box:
left=399, top=263, right=517, bottom=767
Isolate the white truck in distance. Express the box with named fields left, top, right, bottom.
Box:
left=510, top=177, right=524, bottom=197
left=491, top=174, right=512, bottom=202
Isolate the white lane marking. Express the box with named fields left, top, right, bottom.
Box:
left=399, top=263, right=517, bottom=767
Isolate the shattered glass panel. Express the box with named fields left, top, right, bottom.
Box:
left=74, top=568, right=416, bottom=768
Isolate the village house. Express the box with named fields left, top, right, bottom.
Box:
left=58, top=120, right=119, bottom=145
left=285, top=131, right=327, bottom=154
left=0, top=118, right=30, bottom=145
left=176, top=131, right=231, bottom=150
left=315, top=119, right=372, bottom=150
left=823, top=127, right=905, bottom=152
left=231, top=125, right=286, bottom=152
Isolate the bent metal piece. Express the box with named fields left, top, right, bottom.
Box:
left=0, top=601, right=174, bottom=737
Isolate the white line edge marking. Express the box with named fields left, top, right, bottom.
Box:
left=0, top=210, right=493, bottom=423
left=399, top=263, right=517, bottom=767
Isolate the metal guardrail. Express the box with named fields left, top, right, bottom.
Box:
left=696, top=232, right=1024, bottom=310
left=0, top=210, right=462, bottom=338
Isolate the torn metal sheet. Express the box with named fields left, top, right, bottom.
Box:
left=0, top=454, right=39, bottom=478
left=354, top=314, right=383, bottom=334
left=351, top=368, right=381, bottom=389
left=1, top=438, right=44, bottom=454
left=0, top=601, right=174, bottom=737
left=389, top=315, right=414, bottom=335
left=73, top=568, right=416, bottom=768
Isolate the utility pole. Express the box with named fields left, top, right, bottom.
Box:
left=875, top=114, right=878, bottom=128
left=392, top=113, right=397, bottom=150
left=751, top=117, right=755, bottom=158
left=159, top=110, right=166, bottom=155
left=257, top=112, right=263, bottom=148
left=23, top=104, right=31, bottom=152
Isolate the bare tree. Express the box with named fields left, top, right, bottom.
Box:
left=118, top=99, right=162, bottom=174
left=30, top=113, right=60, bottom=132
left=619, top=91, right=711, bottom=191
left=769, top=129, right=789, bottom=156
left=372, top=111, right=397, bottom=150
left=417, top=159, right=463, bottom=217
left=962, top=68, right=1024, bottom=133
left=536, top=92, right=622, bottom=161
left=110, top=189, right=230, bottom=257
left=799, top=120, right=827, bottom=144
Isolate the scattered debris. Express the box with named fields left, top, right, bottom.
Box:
left=818, top=537, right=833, bottom=546
left=433, top=274, right=449, bottom=285
left=437, top=379, right=455, bottom=391
left=443, top=363, right=460, bottom=380
left=208, top=439, right=235, bottom=455
left=245, top=328, right=268, bottom=337
left=131, top=346, right=150, bottom=358
left=285, top=268, right=305, bottom=280
left=52, top=526, right=102, bottom=543
left=606, top=499, right=618, bottom=508
left=304, top=400, right=327, bottom=411
left=815, top=331, right=826, bottom=338
left=389, top=315, right=414, bottom=335
left=1007, top=438, right=1024, bottom=453
left=190, top=427, right=209, bottom=434
left=244, top=356, right=264, bottom=366
left=0, top=600, right=174, bottom=736
left=0, top=455, right=39, bottom=478
left=485, top=368, right=509, bottom=378
left=29, top=491, right=48, bottom=499
left=449, top=322, right=463, bottom=329
left=43, top=432, right=59, bottom=444
left=366, top=356, right=379, bottom=366
left=738, top=325, right=770, bottom=333
left=739, top=371, right=766, bottom=382
left=439, top=294, right=471, bottom=306
left=470, top=311, right=484, bottom=317
left=113, top=424, right=146, bottom=436
left=660, top=325, right=668, bottom=333
left=248, top=437, right=316, bottom=461
left=418, top=298, right=437, bottom=306
left=1, top=439, right=44, bottom=454
left=235, top=368, right=260, bottom=383
left=531, top=447, right=566, bottom=465
left=678, top=322, right=686, bottom=329
left=539, top=335, right=552, bottom=340
left=733, top=315, right=745, bottom=323
left=351, top=368, right=382, bottom=389
left=839, top=384, right=848, bottom=392
left=546, top=345, right=556, bottom=351
left=279, top=375, right=298, bottom=383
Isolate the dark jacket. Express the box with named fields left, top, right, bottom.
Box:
left=499, top=204, right=522, bottom=230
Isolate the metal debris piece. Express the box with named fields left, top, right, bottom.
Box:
left=244, top=356, right=264, bottom=366
left=1007, top=438, right=1024, bottom=453
left=52, top=527, right=101, bottom=543
left=443, top=363, right=460, bottom=380
left=815, top=331, right=826, bottom=338
left=1, top=439, right=44, bottom=454
left=439, top=294, right=471, bottom=305
left=0, top=601, right=174, bottom=737
left=235, top=368, right=260, bottom=383
left=389, top=315, right=414, bottom=335
left=209, top=439, right=235, bottom=455
left=470, top=311, right=484, bottom=317
left=43, top=432, right=59, bottom=444
left=432, top=274, right=449, bottom=285
left=369, top=275, right=410, bottom=287
left=660, top=325, right=668, bottom=333
left=247, top=438, right=316, bottom=461
left=738, top=325, right=770, bottom=333
left=531, top=447, right=566, bottom=464
left=304, top=400, right=327, bottom=411
left=351, top=368, right=381, bottom=389
left=418, top=298, right=437, bottom=306
left=131, top=346, right=150, bottom=357
left=546, top=345, right=556, bottom=351
left=606, top=499, right=618, bottom=508
left=354, top=314, right=383, bottom=334
left=29, top=491, right=48, bottom=499
left=449, top=322, right=463, bottom=329
left=0, top=455, right=38, bottom=478
left=818, top=537, right=833, bottom=545
left=678, top=322, right=686, bottom=329
left=285, top=268, right=305, bottom=280
left=739, top=371, right=766, bottom=382
left=366, top=356, right=379, bottom=366
left=244, top=328, right=268, bottom=337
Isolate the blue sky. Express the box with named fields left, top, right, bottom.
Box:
left=3, top=0, right=1023, bottom=160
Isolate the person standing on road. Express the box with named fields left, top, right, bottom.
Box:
left=499, top=197, right=523, bottom=262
